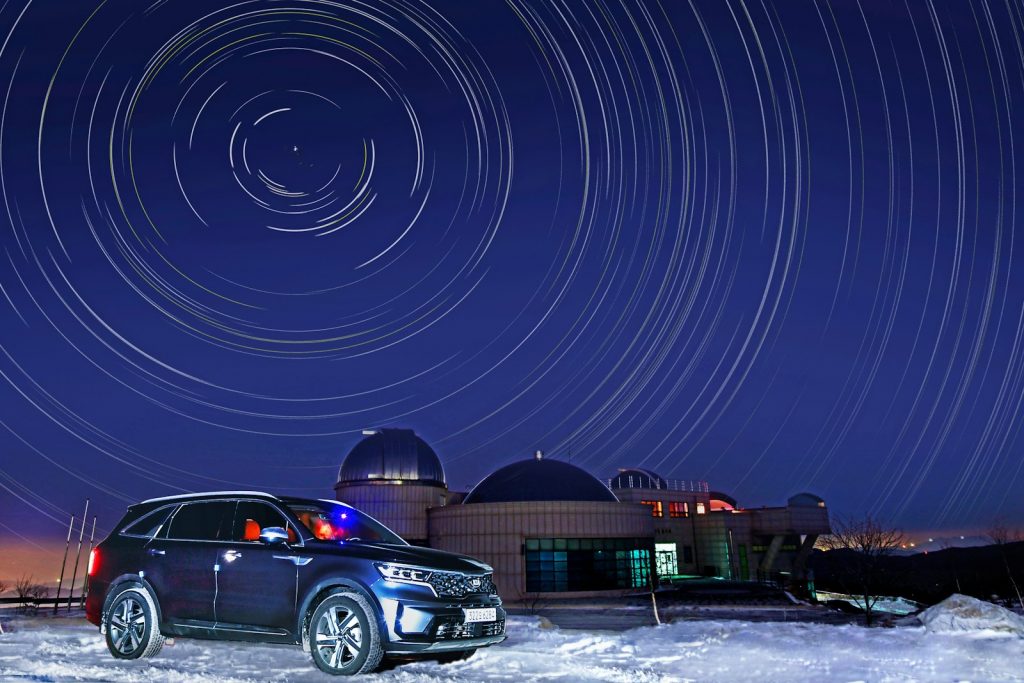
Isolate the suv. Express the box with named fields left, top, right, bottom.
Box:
left=85, top=491, right=506, bottom=675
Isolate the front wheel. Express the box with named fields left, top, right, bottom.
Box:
left=103, top=585, right=164, bottom=659
left=309, top=592, right=384, bottom=675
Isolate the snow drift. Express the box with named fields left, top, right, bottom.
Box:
left=918, top=593, right=1024, bottom=636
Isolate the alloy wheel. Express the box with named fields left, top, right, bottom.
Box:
left=315, top=604, right=363, bottom=670
left=109, top=597, right=146, bottom=656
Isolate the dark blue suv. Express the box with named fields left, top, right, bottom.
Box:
left=85, top=491, right=506, bottom=675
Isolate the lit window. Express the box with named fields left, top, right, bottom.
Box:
left=695, top=502, right=706, bottom=515
left=669, top=502, right=689, bottom=518
left=641, top=500, right=664, bottom=517
left=525, top=538, right=652, bottom=592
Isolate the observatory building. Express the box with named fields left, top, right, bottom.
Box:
left=333, top=428, right=830, bottom=600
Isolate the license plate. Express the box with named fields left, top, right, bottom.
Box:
left=463, top=607, right=497, bottom=623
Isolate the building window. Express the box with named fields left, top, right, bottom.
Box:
left=682, top=545, right=693, bottom=564
left=524, top=538, right=653, bottom=592
left=641, top=500, right=663, bottom=517
left=668, top=501, right=689, bottom=518
left=695, top=502, right=706, bottom=515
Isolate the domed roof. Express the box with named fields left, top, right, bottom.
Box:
left=709, top=491, right=738, bottom=511
left=337, top=428, right=445, bottom=487
left=463, top=457, right=618, bottom=504
left=609, top=468, right=667, bottom=490
left=788, top=492, right=825, bottom=508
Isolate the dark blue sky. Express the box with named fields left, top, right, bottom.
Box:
left=2, top=0, right=1024, bottom=548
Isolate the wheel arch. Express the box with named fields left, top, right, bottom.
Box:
left=101, top=574, right=164, bottom=631
left=297, top=577, right=386, bottom=652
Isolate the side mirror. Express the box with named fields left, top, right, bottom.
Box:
left=260, top=526, right=289, bottom=545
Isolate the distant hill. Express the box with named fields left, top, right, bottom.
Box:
left=892, top=535, right=990, bottom=556
left=810, top=540, right=1024, bottom=607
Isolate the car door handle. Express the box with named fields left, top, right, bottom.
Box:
left=148, top=548, right=165, bottom=556
left=223, top=550, right=242, bottom=561
left=274, top=555, right=313, bottom=566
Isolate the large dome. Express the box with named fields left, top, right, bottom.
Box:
left=463, top=457, right=618, bottom=504
left=337, top=428, right=445, bottom=487
left=609, top=468, right=667, bottom=490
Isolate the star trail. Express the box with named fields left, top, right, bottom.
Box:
left=2, top=0, right=1024, bottom=560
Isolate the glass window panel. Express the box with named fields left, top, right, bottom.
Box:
left=167, top=502, right=235, bottom=541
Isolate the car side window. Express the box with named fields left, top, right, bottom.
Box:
left=121, top=506, right=174, bottom=537
left=166, top=501, right=235, bottom=541
left=232, top=501, right=294, bottom=543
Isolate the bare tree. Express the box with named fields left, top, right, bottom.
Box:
left=13, top=575, right=34, bottom=612
left=13, top=575, right=49, bottom=613
left=819, top=514, right=905, bottom=626
left=988, top=518, right=1023, bottom=610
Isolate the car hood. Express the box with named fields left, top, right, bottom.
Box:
left=309, top=540, right=492, bottom=574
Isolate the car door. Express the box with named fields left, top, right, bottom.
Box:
left=213, top=500, right=305, bottom=634
left=144, top=501, right=234, bottom=625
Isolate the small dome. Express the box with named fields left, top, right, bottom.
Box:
left=788, top=492, right=825, bottom=508
left=709, top=491, right=738, bottom=511
left=338, top=428, right=445, bottom=487
left=609, top=468, right=667, bottom=490
left=464, top=457, right=618, bottom=504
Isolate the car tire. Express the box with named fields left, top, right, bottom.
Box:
left=103, top=585, right=164, bottom=659
left=309, top=591, right=384, bottom=676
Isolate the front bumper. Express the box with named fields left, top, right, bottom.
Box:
left=378, top=595, right=507, bottom=654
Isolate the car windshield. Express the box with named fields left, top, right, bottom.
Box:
left=287, top=501, right=406, bottom=545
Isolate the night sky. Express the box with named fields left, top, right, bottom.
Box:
left=2, top=0, right=1024, bottom=569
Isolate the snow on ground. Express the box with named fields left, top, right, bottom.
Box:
left=815, top=591, right=922, bottom=616
left=1, top=613, right=1022, bottom=683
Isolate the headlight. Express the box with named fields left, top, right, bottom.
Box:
left=375, top=563, right=434, bottom=590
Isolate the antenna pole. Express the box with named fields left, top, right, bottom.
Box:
left=66, top=499, right=89, bottom=613
left=52, top=513, right=74, bottom=615
left=80, top=516, right=97, bottom=609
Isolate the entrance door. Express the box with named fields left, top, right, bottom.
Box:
left=214, top=500, right=303, bottom=634
left=655, top=542, right=678, bottom=577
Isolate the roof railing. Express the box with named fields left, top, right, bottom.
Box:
left=608, top=476, right=709, bottom=492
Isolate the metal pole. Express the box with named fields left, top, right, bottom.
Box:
left=80, top=516, right=97, bottom=609
left=52, top=514, right=75, bottom=615
left=66, top=499, right=89, bottom=613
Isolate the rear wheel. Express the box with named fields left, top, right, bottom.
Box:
left=309, top=592, right=383, bottom=676
left=103, top=585, right=164, bottom=659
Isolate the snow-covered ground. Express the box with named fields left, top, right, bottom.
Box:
left=815, top=591, right=923, bottom=616
left=1, top=611, right=1022, bottom=682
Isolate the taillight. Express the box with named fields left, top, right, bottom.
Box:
left=87, top=548, right=99, bottom=577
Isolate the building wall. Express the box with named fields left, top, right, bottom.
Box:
left=334, top=482, right=448, bottom=544
left=614, top=488, right=713, bottom=576
left=428, top=500, right=654, bottom=599
left=612, top=486, right=831, bottom=580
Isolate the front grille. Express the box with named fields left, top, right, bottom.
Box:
left=428, top=572, right=497, bottom=598
left=435, top=618, right=506, bottom=640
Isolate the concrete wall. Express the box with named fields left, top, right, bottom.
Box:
left=428, top=500, right=653, bottom=600
left=334, top=482, right=448, bottom=544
